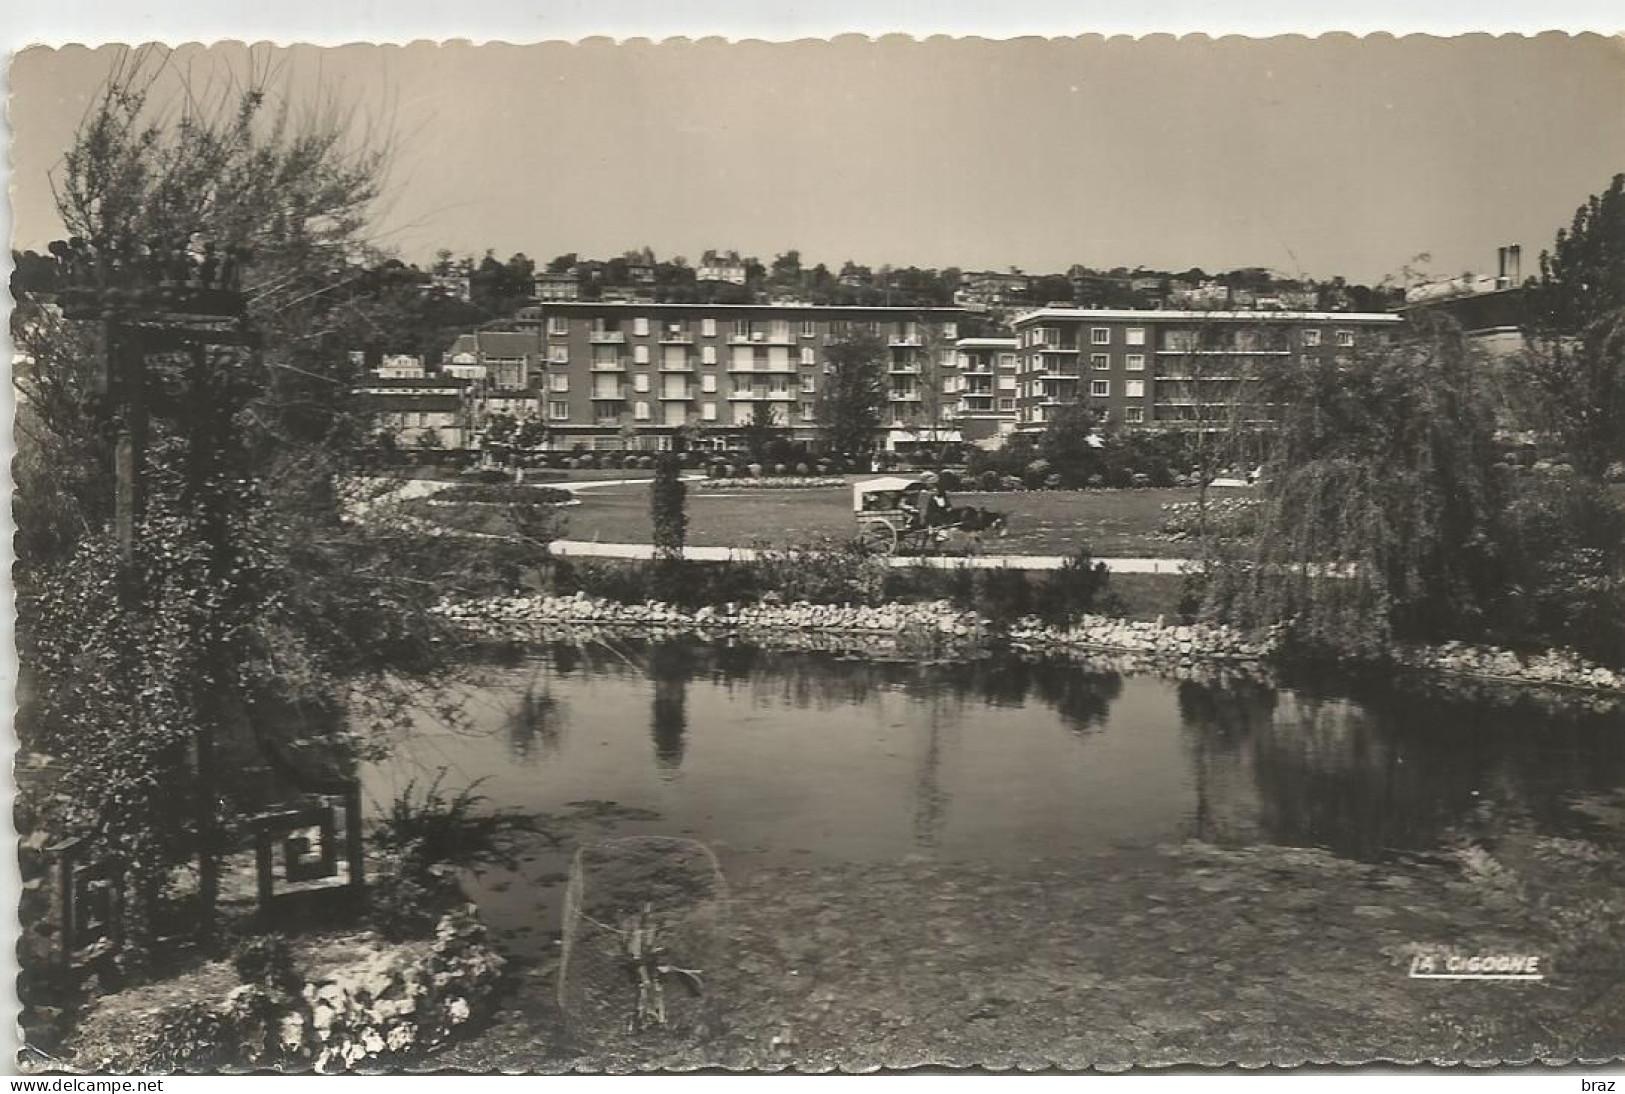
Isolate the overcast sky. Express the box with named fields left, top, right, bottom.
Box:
left=10, top=34, right=1625, bottom=285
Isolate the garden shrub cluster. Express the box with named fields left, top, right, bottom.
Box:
left=545, top=542, right=1123, bottom=627
left=1157, top=496, right=1264, bottom=540
left=131, top=908, right=505, bottom=1073
left=429, top=483, right=572, bottom=505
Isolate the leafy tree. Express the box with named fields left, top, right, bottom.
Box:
left=816, top=329, right=890, bottom=456
left=14, top=48, right=512, bottom=945
left=739, top=401, right=783, bottom=464
left=1203, top=312, right=1508, bottom=658
left=1037, top=401, right=1102, bottom=486
left=1524, top=172, right=1625, bottom=480
left=514, top=415, right=550, bottom=451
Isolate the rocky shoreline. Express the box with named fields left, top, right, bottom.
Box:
left=432, top=592, right=1625, bottom=701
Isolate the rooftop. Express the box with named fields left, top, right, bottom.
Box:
left=1014, top=307, right=1403, bottom=324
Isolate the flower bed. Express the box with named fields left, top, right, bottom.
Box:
left=694, top=477, right=845, bottom=490
left=1156, top=496, right=1263, bottom=541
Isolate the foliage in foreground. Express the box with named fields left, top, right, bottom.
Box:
left=102, top=908, right=505, bottom=1073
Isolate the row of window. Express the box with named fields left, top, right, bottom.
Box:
left=544, top=373, right=820, bottom=395
left=540, top=401, right=824, bottom=424
left=551, top=316, right=960, bottom=340
left=1024, top=325, right=1362, bottom=349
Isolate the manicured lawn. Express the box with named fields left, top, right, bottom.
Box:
left=561, top=484, right=1206, bottom=558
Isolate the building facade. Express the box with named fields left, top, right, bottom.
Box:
left=952, top=337, right=1020, bottom=446
left=1010, top=308, right=1402, bottom=431
left=356, top=375, right=472, bottom=449
left=517, top=302, right=967, bottom=451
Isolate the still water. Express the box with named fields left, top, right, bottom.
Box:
left=363, top=637, right=1625, bottom=867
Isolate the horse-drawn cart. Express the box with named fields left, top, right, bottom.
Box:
left=852, top=476, right=932, bottom=555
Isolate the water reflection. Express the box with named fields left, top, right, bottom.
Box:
left=370, top=637, right=1625, bottom=868
left=505, top=687, right=562, bottom=764
left=648, top=640, right=692, bottom=772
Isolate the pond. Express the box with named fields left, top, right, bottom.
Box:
left=363, top=636, right=1625, bottom=957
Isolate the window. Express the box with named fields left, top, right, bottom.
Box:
left=800, top=403, right=815, bottom=422
left=1092, top=353, right=1110, bottom=370
left=548, top=346, right=569, bottom=363
left=942, top=376, right=956, bottom=393
left=549, top=374, right=569, bottom=393
left=701, top=402, right=718, bottom=421
left=634, top=401, right=651, bottom=421
left=1301, top=329, right=1322, bottom=347
left=801, top=320, right=817, bottom=338
left=1126, top=379, right=1145, bottom=399
left=548, top=316, right=568, bottom=335
left=942, top=321, right=958, bottom=340
left=800, top=346, right=816, bottom=366
left=1126, top=327, right=1146, bottom=346
left=632, top=373, right=650, bottom=393
left=999, top=374, right=1016, bottom=390
left=770, top=319, right=791, bottom=341
left=633, top=345, right=650, bottom=364
left=701, top=373, right=717, bottom=393
left=633, top=316, right=650, bottom=337
left=733, top=319, right=750, bottom=337
left=702, top=345, right=718, bottom=365
left=1091, top=327, right=1111, bottom=345
left=998, top=397, right=1016, bottom=412
left=1091, top=379, right=1110, bottom=397
left=1126, top=354, right=1145, bottom=371
left=998, top=353, right=1016, bottom=370
left=1125, top=407, right=1144, bottom=423
left=702, top=317, right=717, bottom=338
left=800, top=374, right=816, bottom=393
left=1336, top=330, right=1355, bottom=347
left=549, top=401, right=569, bottom=421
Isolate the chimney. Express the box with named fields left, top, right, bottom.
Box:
left=1498, top=245, right=1522, bottom=287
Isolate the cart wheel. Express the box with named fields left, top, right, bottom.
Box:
left=858, top=520, right=898, bottom=555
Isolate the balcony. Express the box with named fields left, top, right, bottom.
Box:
left=659, top=390, right=694, bottom=400
left=888, top=362, right=920, bottom=374
left=589, top=331, right=626, bottom=344
left=659, top=331, right=694, bottom=344
left=767, top=390, right=796, bottom=401
left=659, top=358, right=694, bottom=371
left=591, top=388, right=629, bottom=402
left=1036, top=343, right=1080, bottom=354
left=889, top=335, right=923, bottom=346
left=590, top=358, right=628, bottom=372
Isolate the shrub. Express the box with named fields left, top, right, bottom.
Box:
left=974, top=567, right=1033, bottom=625
left=1039, top=548, right=1120, bottom=624
left=433, top=483, right=571, bottom=505
left=937, top=469, right=961, bottom=491
left=233, top=934, right=302, bottom=994
left=979, top=469, right=1001, bottom=492
left=1023, top=459, right=1051, bottom=490
left=748, top=538, right=890, bottom=606
left=747, top=462, right=764, bottom=478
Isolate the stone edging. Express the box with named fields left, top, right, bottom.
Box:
left=431, top=593, right=1625, bottom=698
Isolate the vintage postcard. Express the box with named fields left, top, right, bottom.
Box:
left=8, top=30, right=1625, bottom=1076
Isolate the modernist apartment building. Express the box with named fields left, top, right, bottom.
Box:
left=518, top=302, right=968, bottom=450
left=1009, top=308, right=1403, bottom=431
left=952, top=337, right=1020, bottom=445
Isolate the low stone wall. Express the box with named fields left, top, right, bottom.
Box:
left=433, top=593, right=1625, bottom=699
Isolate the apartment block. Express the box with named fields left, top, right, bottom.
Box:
left=1010, top=308, right=1402, bottom=431
left=952, top=337, right=1020, bottom=446
left=523, top=303, right=967, bottom=451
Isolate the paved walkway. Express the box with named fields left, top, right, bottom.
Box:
left=549, top=538, right=1195, bottom=572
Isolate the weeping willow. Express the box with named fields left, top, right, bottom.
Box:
left=1203, top=311, right=1508, bottom=660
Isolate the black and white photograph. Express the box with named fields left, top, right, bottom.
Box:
left=7, top=16, right=1625, bottom=1077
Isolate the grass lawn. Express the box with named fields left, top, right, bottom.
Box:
left=562, top=485, right=1205, bottom=558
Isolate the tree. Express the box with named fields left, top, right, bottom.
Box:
left=816, top=329, right=890, bottom=456
left=1524, top=173, right=1625, bottom=480
left=740, top=401, right=784, bottom=464
left=1203, top=312, right=1508, bottom=658
left=16, top=48, right=507, bottom=947
left=1037, top=401, right=1103, bottom=485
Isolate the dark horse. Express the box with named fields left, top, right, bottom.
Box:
left=941, top=505, right=1009, bottom=537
